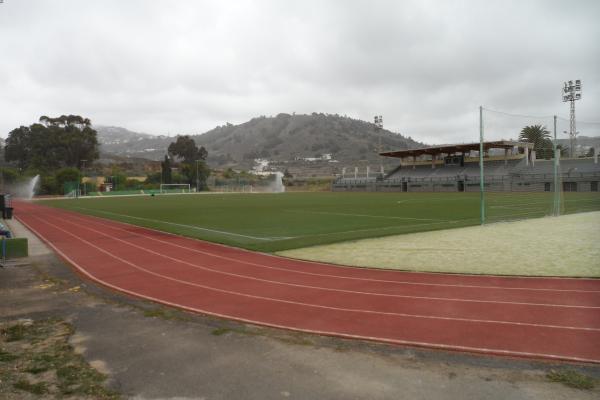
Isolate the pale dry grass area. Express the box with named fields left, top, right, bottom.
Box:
left=278, top=211, right=600, bottom=277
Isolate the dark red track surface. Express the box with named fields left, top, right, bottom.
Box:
left=15, top=201, right=600, bottom=363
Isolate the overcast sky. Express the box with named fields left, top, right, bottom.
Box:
left=1, top=0, right=599, bottom=144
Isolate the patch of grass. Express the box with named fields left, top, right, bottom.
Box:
left=57, top=363, right=111, bottom=397
left=13, top=379, right=49, bottom=395
left=143, top=307, right=176, bottom=319
left=2, top=323, right=32, bottom=342
left=275, top=335, right=314, bottom=346
left=547, top=369, right=596, bottom=390
left=0, top=348, right=19, bottom=362
left=211, top=327, right=231, bottom=336
left=24, top=352, right=56, bottom=374
left=0, top=319, right=120, bottom=399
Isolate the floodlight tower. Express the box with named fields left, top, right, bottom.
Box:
left=562, top=80, right=582, bottom=158
left=374, top=116, right=383, bottom=177
left=374, top=115, right=383, bottom=130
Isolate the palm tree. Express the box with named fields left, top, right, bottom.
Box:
left=519, top=125, right=553, bottom=159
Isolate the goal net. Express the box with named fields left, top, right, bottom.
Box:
left=159, top=184, right=192, bottom=194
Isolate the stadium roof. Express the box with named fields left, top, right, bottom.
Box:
left=379, top=140, right=534, bottom=158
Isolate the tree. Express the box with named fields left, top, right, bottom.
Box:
left=54, top=167, right=81, bottom=195
left=168, top=135, right=207, bottom=164
left=145, top=171, right=163, bottom=185
left=4, top=115, right=99, bottom=171
left=556, top=144, right=569, bottom=158
left=519, top=125, right=553, bottom=159
left=179, top=160, right=210, bottom=190
left=4, top=126, right=31, bottom=170
left=106, top=166, right=127, bottom=190
left=161, top=155, right=172, bottom=184
left=586, top=147, right=595, bottom=157
left=167, top=136, right=210, bottom=190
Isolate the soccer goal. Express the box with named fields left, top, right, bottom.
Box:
left=159, top=184, right=192, bottom=194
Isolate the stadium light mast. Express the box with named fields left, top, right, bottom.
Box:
left=374, top=115, right=383, bottom=130
left=374, top=115, right=383, bottom=177
left=562, top=79, right=582, bottom=158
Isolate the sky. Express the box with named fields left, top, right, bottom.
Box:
left=1, top=0, right=599, bottom=144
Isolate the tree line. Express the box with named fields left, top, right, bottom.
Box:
left=2, top=115, right=211, bottom=195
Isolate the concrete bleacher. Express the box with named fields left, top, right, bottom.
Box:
left=334, top=157, right=600, bottom=193
left=385, top=159, right=523, bottom=180
left=513, top=158, right=600, bottom=175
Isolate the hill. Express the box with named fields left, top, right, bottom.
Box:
left=196, top=113, right=421, bottom=168
left=96, top=113, right=423, bottom=169
left=94, top=126, right=173, bottom=161
left=555, top=136, right=600, bottom=155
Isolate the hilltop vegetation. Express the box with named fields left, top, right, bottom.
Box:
left=196, top=113, right=422, bottom=168
left=96, top=113, right=423, bottom=168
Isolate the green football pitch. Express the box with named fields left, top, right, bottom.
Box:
left=40, top=191, right=600, bottom=252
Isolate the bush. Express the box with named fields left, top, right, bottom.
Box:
left=0, top=168, right=20, bottom=184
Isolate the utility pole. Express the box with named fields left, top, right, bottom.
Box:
left=562, top=80, right=582, bottom=158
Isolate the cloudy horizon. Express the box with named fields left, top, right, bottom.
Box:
left=1, top=0, right=599, bottom=144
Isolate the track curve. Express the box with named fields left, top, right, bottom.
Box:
left=14, top=201, right=600, bottom=363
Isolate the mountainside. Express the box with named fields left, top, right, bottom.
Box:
left=94, top=126, right=174, bottom=161
left=555, top=136, right=600, bottom=154
left=96, top=113, right=423, bottom=168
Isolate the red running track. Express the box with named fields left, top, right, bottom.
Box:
left=14, top=201, right=600, bottom=363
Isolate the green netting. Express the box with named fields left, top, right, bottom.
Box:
left=480, top=108, right=600, bottom=224
left=63, top=181, right=80, bottom=197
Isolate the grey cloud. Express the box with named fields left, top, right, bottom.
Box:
left=0, top=0, right=598, bottom=144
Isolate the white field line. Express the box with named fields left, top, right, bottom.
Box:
left=72, top=207, right=293, bottom=241
left=57, top=210, right=600, bottom=299
left=284, top=209, right=451, bottom=222
left=16, top=217, right=600, bottom=364
left=28, top=213, right=600, bottom=332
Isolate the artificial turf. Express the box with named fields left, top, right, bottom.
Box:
left=39, top=191, right=600, bottom=252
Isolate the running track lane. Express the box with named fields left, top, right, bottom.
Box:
left=14, top=201, right=600, bottom=363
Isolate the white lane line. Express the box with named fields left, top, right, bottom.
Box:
left=36, top=213, right=600, bottom=331
left=72, top=207, right=293, bottom=241
left=53, top=211, right=600, bottom=310
left=50, top=206, right=600, bottom=295
left=285, top=209, right=451, bottom=222
left=17, top=216, right=600, bottom=364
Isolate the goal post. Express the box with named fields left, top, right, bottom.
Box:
left=159, top=184, right=192, bottom=194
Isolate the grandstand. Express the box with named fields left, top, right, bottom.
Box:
left=333, top=141, right=600, bottom=192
